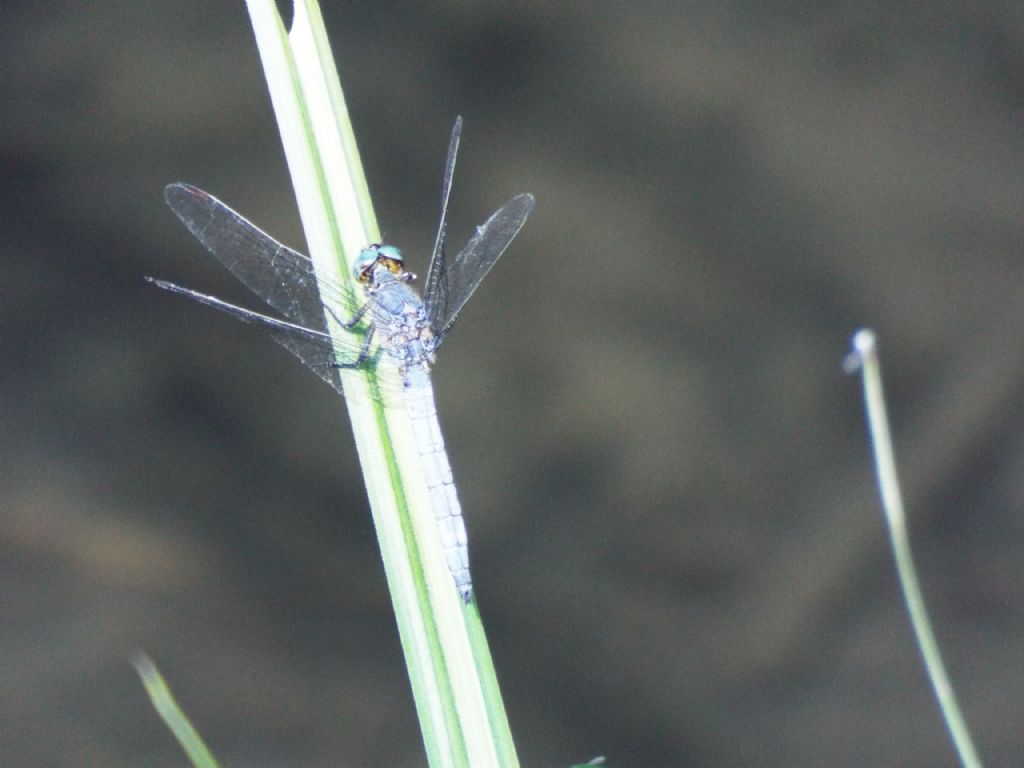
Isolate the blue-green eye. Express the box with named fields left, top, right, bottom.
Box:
left=353, top=245, right=381, bottom=280
left=353, top=244, right=405, bottom=281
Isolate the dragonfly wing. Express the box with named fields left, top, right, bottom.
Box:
left=146, top=277, right=371, bottom=395
left=423, top=117, right=462, bottom=331
left=269, top=333, right=346, bottom=396
left=164, top=183, right=361, bottom=332
left=426, top=192, right=534, bottom=346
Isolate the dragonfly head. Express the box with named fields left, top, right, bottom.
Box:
left=354, top=244, right=406, bottom=284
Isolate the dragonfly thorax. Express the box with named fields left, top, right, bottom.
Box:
left=365, top=272, right=437, bottom=369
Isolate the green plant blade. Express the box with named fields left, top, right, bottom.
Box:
left=241, top=2, right=522, bottom=767
left=132, top=654, right=221, bottom=768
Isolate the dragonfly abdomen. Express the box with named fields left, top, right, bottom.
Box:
left=403, top=375, right=472, bottom=602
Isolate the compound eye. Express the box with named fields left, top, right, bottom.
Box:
left=353, top=245, right=381, bottom=282
left=377, top=244, right=404, bottom=264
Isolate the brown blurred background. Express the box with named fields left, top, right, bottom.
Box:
left=5, top=1, right=1024, bottom=766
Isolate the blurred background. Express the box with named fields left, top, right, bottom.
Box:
left=5, top=1, right=1024, bottom=765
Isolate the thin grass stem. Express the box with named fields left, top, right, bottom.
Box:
left=846, top=328, right=983, bottom=768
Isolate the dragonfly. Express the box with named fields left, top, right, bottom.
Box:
left=149, top=117, right=534, bottom=602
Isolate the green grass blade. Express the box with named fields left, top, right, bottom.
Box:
left=241, top=2, right=522, bottom=767
left=242, top=3, right=464, bottom=766
left=132, top=653, right=221, bottom=768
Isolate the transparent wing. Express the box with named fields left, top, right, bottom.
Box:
left=163, top=183, right=362, bottom=332
left=145, top=277, right=353, bottom=395
left=423, top=116, right=462, bottom=336
left=425, top=192, right=535, bottom=346
left=160, top=184, right=380, bottom=391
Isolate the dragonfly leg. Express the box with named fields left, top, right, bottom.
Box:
left=328, top=324, right=375, bottom=369
left=342, top=299, right=373, bottom=329
left=322, top=299, right=373, bottom=331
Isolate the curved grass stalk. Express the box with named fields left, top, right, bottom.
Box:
left=846, top=329, right=983, bottom=768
